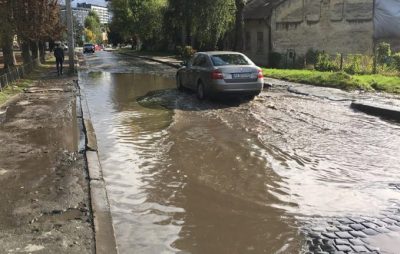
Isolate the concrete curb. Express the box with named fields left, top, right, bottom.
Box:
left=351, top=101, right=400, bottom=122
left=76, top=80, right=118, bottom=254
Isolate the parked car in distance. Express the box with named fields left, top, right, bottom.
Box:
left=95, top=44, right=103, bottom=51
left=176, top=51, right=264, bottom=100
left=83, top=43, right=95, bottom=53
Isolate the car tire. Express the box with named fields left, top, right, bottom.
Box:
left=197, top=81, right=206, bottom=100
left=176, top=74, right=184, bottom=91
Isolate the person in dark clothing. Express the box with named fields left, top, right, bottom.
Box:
left=54, top=44, right=65, bottom=76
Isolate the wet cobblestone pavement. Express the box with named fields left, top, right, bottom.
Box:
left=304, top=204, right=400, bottom=253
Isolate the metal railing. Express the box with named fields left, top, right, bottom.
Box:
left=0, top=60, right=38, bottom=91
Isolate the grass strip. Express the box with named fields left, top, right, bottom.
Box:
left=0, top=79, right=32, bottom=106
left=263, top=68, right=400, bottom=94
left=0, top=58, right=57, bottom=106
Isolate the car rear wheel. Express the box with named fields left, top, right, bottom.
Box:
left=197, top=82, right=206, bottom=100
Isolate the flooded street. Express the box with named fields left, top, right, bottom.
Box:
left=80, top=52, right=400, bottom=253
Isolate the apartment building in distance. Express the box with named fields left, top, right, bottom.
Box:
left=77, top=3, right=110, bottom=24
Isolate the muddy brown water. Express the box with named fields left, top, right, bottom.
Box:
left=81, top=52, right=400, bottom=253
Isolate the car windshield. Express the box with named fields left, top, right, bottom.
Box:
left=210, top=54, right=251, bottom=66
left=84, top=44, right=93, bottom=47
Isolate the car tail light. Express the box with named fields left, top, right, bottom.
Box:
left=211, top=70, right=224, bottom=80
left=257, top=69, right=264, bottom=79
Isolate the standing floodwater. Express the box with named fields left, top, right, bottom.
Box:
left=81, top=52, right=400, bottom=254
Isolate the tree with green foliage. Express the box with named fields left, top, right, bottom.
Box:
left=233, top=0, right=248, bottom=51
left=0, top=0, right=62, bottom=68
left=110, top=0, right=167, bottom=49
left=74, top=16, right=85, bottom=46
left=192, top=0, right=235, bottom=50
left=84, top=11, right=102, bottom=44
left=163, top=0, right=235, bottom=50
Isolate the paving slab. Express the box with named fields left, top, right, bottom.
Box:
left=351, top=101, right=400, bottom=122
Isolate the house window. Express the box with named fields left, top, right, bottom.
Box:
left=245, top=31, right=251, bottom=51
left=257, top=32, right=264, bottom=53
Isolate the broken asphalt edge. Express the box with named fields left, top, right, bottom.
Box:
left=351, top=101, right=400, bottom=122
left=75, top=77, right=118, bottom=254
left=118, top=52, right=182, bottom=69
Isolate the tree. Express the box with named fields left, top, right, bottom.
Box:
left=84, top=11, right=102, bottom=43
left=233, top=0, right=248, bottom=51
left=163, top=0, right=235, bottom=51
left=192, top=0, right=235, bottom=50
left=0, top=0, right=17, bottom=69
left=109, top=0, right=167, bottom=50
left=13, top=0, right=64, bottom=64
left=74, top=16, right=85, bottom=46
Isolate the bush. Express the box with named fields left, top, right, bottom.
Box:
left=305, top=48, right=319, bottom=66
left=391, top=53, right=400, bottom=72
left=376, top=42, right=391, bottom=65
left=315, top=52, right=339, bottom=72
left=269, top=52, right=282, bottom=68
left=176, top=46, right=196, bottom=61
left=344, top=54, right=363, bottom=74
left=360, top=55, right=374, bottom=74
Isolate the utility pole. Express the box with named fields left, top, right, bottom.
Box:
left=66, top=0, right=75, bottom=72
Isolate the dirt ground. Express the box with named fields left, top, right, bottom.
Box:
left=0, top=65, right=94, bottom=253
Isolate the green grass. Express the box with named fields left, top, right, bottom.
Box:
left=263, top=68, right=400, bottom=94
left=0, top=58, right=58, bottom=106
left=0, top=79, right=32, bottom=106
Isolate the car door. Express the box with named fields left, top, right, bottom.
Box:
left=198, top=55, right=212, bottom=87
left=190, top=54, right=208, bottom=89
left=181, top=54, right=198, bottom=89
left=187, top=54, right=203, bottom=89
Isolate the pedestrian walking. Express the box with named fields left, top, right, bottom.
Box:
left=54, top=43, right=65, bottom=76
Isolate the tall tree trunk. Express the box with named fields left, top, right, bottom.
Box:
left=39, top=41, right=46, bottom=63
left=30, top=40, right=40, bottom=65
left=234, top=0, right=245, bottom=52
left=1, top=32, right=17, bottom=70
left=21, top=40, right=32, bottom=64
left=181, top=22, right=186, bottom=46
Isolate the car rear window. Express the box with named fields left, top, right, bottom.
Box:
left=84, top=44, right=93, bottom=47
left=211, top=54, right=251, bottom=66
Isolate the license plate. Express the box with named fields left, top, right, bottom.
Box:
left=232, top=73, right=251, bottom=79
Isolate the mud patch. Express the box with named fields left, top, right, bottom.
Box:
left=0, top=74, right=93, bottom=253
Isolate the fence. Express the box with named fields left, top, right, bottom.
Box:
left=0, top=60, right=39, bottom=91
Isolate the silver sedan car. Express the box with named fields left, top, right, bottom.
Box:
left=176, top=51, right=264, bottom=100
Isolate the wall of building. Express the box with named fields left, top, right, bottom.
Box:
left=271, top=0, right=374, bottom=57
left=244, top=20, right=271, bottom=66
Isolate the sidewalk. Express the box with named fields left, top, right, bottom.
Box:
left=0, top=66, right=94, bottom=253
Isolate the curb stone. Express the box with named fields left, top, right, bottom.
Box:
left=351, top=101, right=400, bottom=122
left=76, top=79, right=118, bottom=254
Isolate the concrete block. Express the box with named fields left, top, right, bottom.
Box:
left=90, top=179, right=118, bottom=254
left=84, top=119, right=98, bottom=151
left=86, top=151, right=102, bottom=181
left=351, top=101, right=400, bottom=122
